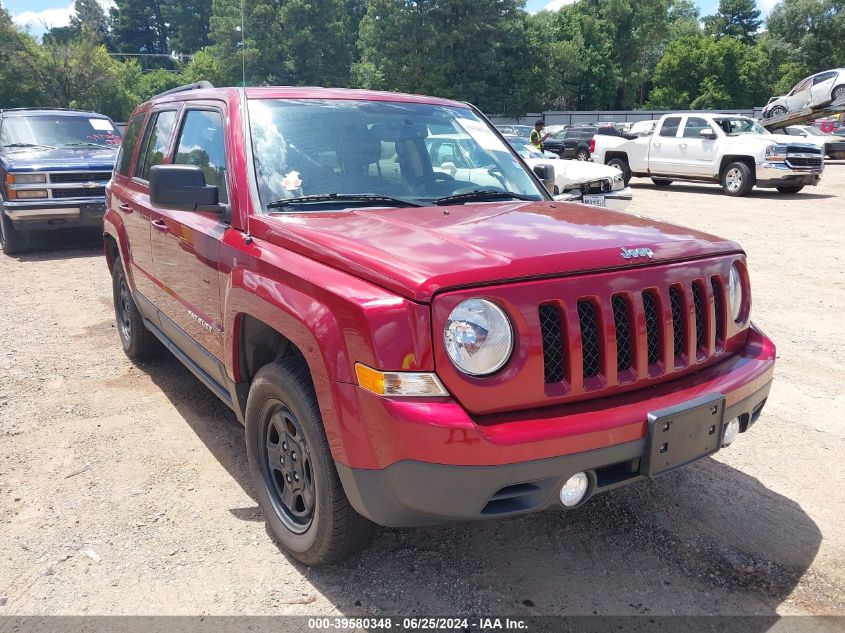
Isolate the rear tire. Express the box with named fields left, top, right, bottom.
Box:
left=832, top=85, right=845, bottom=103
left=245, top=357, right=376, bottom=566
left=776, top=185, right=804, bottom=194
left=651, top=178, right=673, bottom=187
left=0, top=212, right=28, bottom=255
left=575, top=148, right=590, bottom=161
left=721, top=161, right=754, bottom=197
left=112, top=260, right=160, bottom=359
left=607, top=157, right=631, bottom=185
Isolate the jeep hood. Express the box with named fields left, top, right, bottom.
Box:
left=261, top=201, right=742, bottom=302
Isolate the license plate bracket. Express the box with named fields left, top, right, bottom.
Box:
left=642, top=394, right=726, bottom=478
left=582, top=194, right=606, bottom=207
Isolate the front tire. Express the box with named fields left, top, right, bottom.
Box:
left=777, top=185, right=804, bottom=194
left=0, top=212, right=28, bottom=255
left=721, top=161, right=754, bottom=196
left=245, top=357, right=375, bottom=566
left=651, top=178, right=673, bottom=187
left=112, top=260, right=160, bottom=359
left=767, top=105, right=787, bottom=118
left=607, top=157, right=631, bottom=185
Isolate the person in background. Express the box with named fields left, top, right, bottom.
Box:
left=530, top=119, right=550, bottom=151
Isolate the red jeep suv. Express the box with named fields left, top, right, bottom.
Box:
left=104, top=83, right=775, bottom=565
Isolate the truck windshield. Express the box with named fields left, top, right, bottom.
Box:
left=714, top=117, right=768, bottom=136
left=247, top=98, right=546, bottom=211
left=0, top=115, right=121, bottom=149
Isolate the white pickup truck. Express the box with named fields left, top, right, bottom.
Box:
left=592, top=113, right=824, bottom=196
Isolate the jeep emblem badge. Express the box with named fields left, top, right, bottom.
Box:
left=621, top=246, right=654, bottom=260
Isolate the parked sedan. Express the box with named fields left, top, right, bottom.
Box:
left=542, top=126, right=596, bottom=160
left=763, top=68, right=845, bottom=118
left=504, top=135, right=631, bottom=211
left=773, top=124, right=845, bottom=159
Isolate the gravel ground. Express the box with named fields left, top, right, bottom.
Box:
left=1, top=166, right=844, bottom=618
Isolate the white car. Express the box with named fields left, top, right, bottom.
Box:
left=773, top=125, right=845, bottom=160
left=763, top=68, right=845, bottom=118
left=505, top=135, right=631, bottom=211
left=629, top=119, right=658, bottom=137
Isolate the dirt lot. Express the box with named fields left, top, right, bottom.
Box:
left=1, top=166, right=844, bottom=619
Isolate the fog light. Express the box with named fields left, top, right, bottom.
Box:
left=722, top=417, right=740, bottom=447
left=559, top=472, right=589, bottom=507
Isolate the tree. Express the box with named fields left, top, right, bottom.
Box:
left=766, top=0, right=845, bottom=73
left=110, top=0, right=169, bottom=56
left=70, top=0, right=109, bottom=41
left=164, top=0, right=213, bottom=54
left=704, top=0, right=762, bottom=45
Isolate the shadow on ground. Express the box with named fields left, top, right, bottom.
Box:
left=6, top=227, right=103, bottom=261
left=136, top=349, right=825, bottom=620
left=628, top=181, right=834, bottom=200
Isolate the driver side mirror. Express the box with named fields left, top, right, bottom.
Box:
left=150, top=164, right=221, bottom=212
left=532, top=164, right=556, bottom=191
left=699, top=128, right=717, bottom=140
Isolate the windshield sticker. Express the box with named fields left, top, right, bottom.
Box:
left=89, top=119, right=114, bottom=131
left=455, top=118, right=504, bottom=151
left=282, top=171, right=302, bottom=191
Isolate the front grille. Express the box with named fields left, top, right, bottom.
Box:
left=579, top=180, right=612, bottom=195
left=642, top=290, right=661, bottom=365
left=49, top=171, right=112, bottom=183
left=786, top=156, right=823, bottom=169
left=53, top=186, right=106, bottom=198
left=712, top=277, right=725, bottom=346
left=669, top=286, right=685, bottom=360
left=786, top=144, right=821, bottom=155
left=692, top=282, right=706, bottom=353
left=577, top=300, right=601, bottom=379
left=539, top=304, right=565, bottom=384
left=612, top=295, right=632, bottom=372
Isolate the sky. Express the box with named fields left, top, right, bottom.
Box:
left=4, top=0, right=780, bottom=37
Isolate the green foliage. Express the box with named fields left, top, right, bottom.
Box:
left=767, top=0, right=845, bottom=73
left=703, top=0, right=762, bottom=44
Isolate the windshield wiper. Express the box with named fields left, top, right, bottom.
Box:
left=267, top=193, right=424, bottom=210
left=433, top=189, right=539, bottom=206
left=2, top=143, right=57, bottom=150
left=63, top=142, right=110, bottom=148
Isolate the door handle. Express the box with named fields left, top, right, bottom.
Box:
left=653, top=142, right=661, bottom=148
left=679, top=143, right=687, bottom=149
left=119, top=203, right=133, bottom=214
left=151, top=219, right=169, bottom=233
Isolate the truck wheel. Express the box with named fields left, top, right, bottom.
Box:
left=776, top=185, right=804, bottom=194
left=651, top=178, right=673, bottom=187
left=245, top=357, right=376, bottom=566
left=112, top=260, right=160, bottom=359
left=721, top=161, right=754, bottom=196
left=607, top=157, right=631, bottom=185
left=576, top=148, right=590, bottom=161
left=0, top=212, right=28, bottom=255
left=767, top=106, right=787, bottom=118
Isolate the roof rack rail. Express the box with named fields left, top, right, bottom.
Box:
left=153, top=81, right=214, bottom=99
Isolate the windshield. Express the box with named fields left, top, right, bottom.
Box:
left=506, top=136, right=546, bottom=160
left=714, top=117, right=768, bottom=136
left=0, top=115, right=121, bottom=149
left=247, top=99, right=545, bottom=211
left=799, top=126, right=825, bottom=136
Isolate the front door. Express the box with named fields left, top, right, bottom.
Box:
left=150, top=104, right=230, bottom=380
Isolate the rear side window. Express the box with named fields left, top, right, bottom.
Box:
left=116, top=114, right=145, bottom=176
left=135, top=110, right=177, bottom=181
left=659, top=117, right=682, bottom=137
left=173, top=110, right=228, bottom=205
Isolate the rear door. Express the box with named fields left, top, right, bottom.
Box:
left=649, top=116, right=683, bottom=173
left=810, top=71, right=837, bottom=105
left=150, top=104, right=229, bottom=376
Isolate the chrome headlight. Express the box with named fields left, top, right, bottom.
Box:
left=727, top=263, right=745, bottom=323
left=765, top=144, right=788, bottom=162
left=611, top=173, right=625, bottom=191
left=9, top=173, right=47, bottom=185
left=444, top=299, right=513, bottom=376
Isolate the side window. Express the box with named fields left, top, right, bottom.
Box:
left=116, top=114, right=145, bottom=177
left=135, top=110, right=176, bottom=181
left=813, top=72, right=834, bottom=85
left=682, top=117, right=711, bottom=138
left=173, top=110, right=228, bottom=205
left=659, top=117, right=682, bottom=137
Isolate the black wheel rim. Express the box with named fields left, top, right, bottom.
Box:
left=117, top=275, right=132, bottom=342
left=259, top=401, right=315, bottom=533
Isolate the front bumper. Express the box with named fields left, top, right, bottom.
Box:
left=1, top=198, right=106, bottom=230
left=755, top=161, right=822, bottom=188
left=332, top=325, right=775, bottom=527
left=825, top=142, right=845, bottom=159
left=553, top=187, right=632, bottom=212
